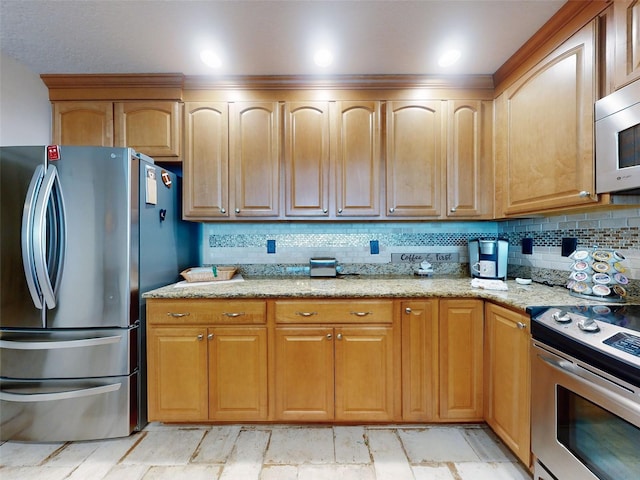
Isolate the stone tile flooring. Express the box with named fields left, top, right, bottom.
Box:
left=0, top=423, right=533, bottom=480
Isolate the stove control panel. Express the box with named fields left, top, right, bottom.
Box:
left=604, top=332, right=640, bottom=357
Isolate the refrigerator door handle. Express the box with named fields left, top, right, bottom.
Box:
left=0, top=383, right=121, bottom=402
left=0, top=335, right=122, bottom=350
left=32, top=165, right=67, bottom=312
left=21, top=164, right=45, bottom=309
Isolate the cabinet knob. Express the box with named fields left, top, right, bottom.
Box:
left=197, top=334, right=204, bottom=340
left=336, top=333, right=343, bottom=340
left=235, top=208, right=240, bottom=213
left=167, top=312, right=190, bottom=317
left=389, top=207, right=395, bottom=213
left=450, top=207, right=457, bottom=212
left=220, top=208, right=226, bottom=214
left=322, top=208, right=328, bottom=214
left=405, top=307, right=412, bottom=314
left=578, top=191, right=590, bottom=198
left=338, top=208, right=343, bottom=214
left=326, top=333, right=333, bottom=340
left=517, top=321, right=527, bottom=330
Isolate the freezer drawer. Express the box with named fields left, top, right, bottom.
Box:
left=0, top=373, right=138, bottom=441
left=0, top=326, right=137, bottom=378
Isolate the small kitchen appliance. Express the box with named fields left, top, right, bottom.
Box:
left=468, top=238, right=508, bottom=280
left=529, top=305, right=640, bottom=480
left=309, top=257, right=337, bottom=277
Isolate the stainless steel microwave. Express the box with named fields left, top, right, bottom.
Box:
left=595, top=79, right=640, bottom=194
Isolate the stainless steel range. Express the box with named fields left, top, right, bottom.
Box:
left=529, top=305, right=640, bottom=480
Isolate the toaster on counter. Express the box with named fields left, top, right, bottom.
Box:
left=309, top=257, right=337, bottom=277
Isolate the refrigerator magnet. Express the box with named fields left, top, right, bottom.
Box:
left=145, top=165, right=157, bottom=205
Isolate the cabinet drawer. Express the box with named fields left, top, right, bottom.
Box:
left=147, top=299, right=266, bottom=324
left=275, top=300, right=392, bottom=324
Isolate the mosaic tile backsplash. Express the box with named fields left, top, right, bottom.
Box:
left=201, top=207, right=640, bottom=296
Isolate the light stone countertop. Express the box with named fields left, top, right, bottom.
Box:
left=143, top=276, right=636, bottom=313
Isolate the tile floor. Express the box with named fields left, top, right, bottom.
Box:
left=0, top=423, right=533, bottom=480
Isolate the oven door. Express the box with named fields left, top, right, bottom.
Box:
left=531, top=342, right=640, bottom=480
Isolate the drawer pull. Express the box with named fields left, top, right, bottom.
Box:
left=167, top=312, right=190, bottom=317
left=296, top=312, right=318, bottom=317
left=350, top=311, right=373, bottom=317
left=223, top=312, right=245, bottom=318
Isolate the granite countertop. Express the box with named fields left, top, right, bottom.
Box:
left=143, top=275, right=635, bottom=313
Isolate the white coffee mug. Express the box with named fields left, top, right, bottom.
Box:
left=472, top=260, right=496, bottom=277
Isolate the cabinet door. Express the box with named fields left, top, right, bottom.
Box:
left=497, top=21, right=598, bottom=215
left=114, top=101, right=181, bottom=158
left=439, top=299, right=483, bottom=421
left=183, top=102, right=229, bottom=219
left=386, top=101, right=443, bottom=218
left=334, top=101, right=381, bottom=217
left=334, top=326, right=395, bottom=421
left=401, top=300, right=439, bottom=421
left=614, top=0, right=640, bottom=88
left=208, top=327, right=268, bottom=421
left=284, top=102, right=330, bottom=217
left=147, top=326, right=208, bottom=422
left=275, top=327, right=334, bottom=421
left=230, top=102, right=280, bottom=217
left=484, top=303, right=531, bottom=466
left=446, top=100, right=493, bottom=219
left=52, top=101, right=113, bottom=147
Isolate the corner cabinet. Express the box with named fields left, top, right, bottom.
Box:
left=386, top=100, right=493, bottom=219
left=52, top=100, right=181, bottom=159
left=146, top=299, right=268, bottom=422
left=484, top=303, right=531, bottom=467
left=495, top=20, right=599, bottom=216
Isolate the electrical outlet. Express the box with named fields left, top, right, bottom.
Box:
left=370, top=240, right=379, bottom=255
left=561, top=237, right=578, bottom=257
left=522, top=238, right=533, bottom=255
left=267, top=239, right=276, bottom=254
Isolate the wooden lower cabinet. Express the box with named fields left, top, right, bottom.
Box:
left=208, top=327, right=268, bottom=421
left=439, top=299, right=484, bottom=421
left=484, top=303, right=531, bottom=467
left=401, top=300, right=440, bottom=421
left=147, top=301, right=268, bottom=422
left=274, top=323, right=396, bottom=421
left=147, top=326, right=209, bottom=422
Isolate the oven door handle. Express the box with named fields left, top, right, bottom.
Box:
left=538, top=353, right=640, bottom=417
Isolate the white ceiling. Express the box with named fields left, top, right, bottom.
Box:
left=0, top=0, right=566, bottom=77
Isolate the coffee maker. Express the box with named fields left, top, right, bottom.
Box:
left=468, top=238, right=509, bottom=280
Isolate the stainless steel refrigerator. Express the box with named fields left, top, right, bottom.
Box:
left=0, top=145, right=200, bottom=441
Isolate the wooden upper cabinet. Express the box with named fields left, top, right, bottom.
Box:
left=614, top=0, right=640, bottom=88
left=52, top=101, right=114, bottom=147
left=284, top=102, right=331, bottom=217
left=446, top=100, right=493, bottom=218
left=386, top=101, right=443, bottom=218
left=496, top=20, right=598, bottom=216
left=230, top=102, right=280, bottom=217
left=183, top=102, right=229, bottom=220
left=335, top=101, right=381, bottom=217
left=114, top=101, right=181, bottom=158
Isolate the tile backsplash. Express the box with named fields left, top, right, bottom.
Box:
left=201, top=207, right=640, bottom=292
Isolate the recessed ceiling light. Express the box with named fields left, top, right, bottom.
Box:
left=313, top=49, right=333, bottom=68
left=438, top=49, right=461, bottom=67
left=200, top=49, right=222, bottom=68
